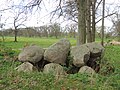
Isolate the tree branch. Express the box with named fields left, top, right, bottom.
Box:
left=95, top=0, right=102, bottom=11
left=0, top=6, right=13, bottom=12
left=96, top=12, right=116, bottom=24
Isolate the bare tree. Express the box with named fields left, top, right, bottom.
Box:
left=64, top=24, right=77, bottom=38
left=86, top=0, right=92, bottom=43
left=0, top=23, right=5, bottom=42
left=15, top=0, right=89, bottom=45
left=76, top=0, right=87, bottom=45
left=50, top=23, right=61, bottom=38
left=62, top=0, right=78, bottom=23
left=8, top=0, right=117, bottom=44
left=115, top=21, right=120, bottom=41
left=101, top=0, right=105, bottom=46
left=10, top=7, right=27, bottom=42
left=112, top=14, right=120, bottom=41
left=91, top=0, right=96, bottom=42
left=1, top=0, right=118, bottom=44
left=0, top=14, right=6, bottom=42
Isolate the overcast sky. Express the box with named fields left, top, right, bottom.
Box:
left=0, top=0, right=120, bottom=29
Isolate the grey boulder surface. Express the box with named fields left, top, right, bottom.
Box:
left=71, top=45, right=90, bottom=67
left=85, top=42, right=104, bottom=58
left=15, top=62, right=37, bottom=72
left=44, top=38, right=70, bottom=65
left=79, top=66, right=95, bottom=75
left=18, top=45, right=44, bottom=63
left=43, top=63, right=66, bottom=79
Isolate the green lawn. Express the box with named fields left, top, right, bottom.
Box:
left=1, top=37, right=77, bottom=49
left=104, top=46, right=120, bottom=70
left=0, top=37, right=120, bottom=90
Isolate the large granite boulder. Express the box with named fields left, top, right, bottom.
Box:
left=71, top=45, right=90, bottom=67
left=44, top=39, right=70, bottom=65
left=15, top=62, right=37, bottom=72
left=43, top=63, right=66, bottom=79
left=85, top=42, right=104, bottom=72
left=78, top=66, right=95, bottom=75
left=18, top=45, right=44, bottom=63
left=85, top=42, right=104, bottom=58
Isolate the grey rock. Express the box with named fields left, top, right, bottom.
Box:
left=71, top=45, right=90, bottom=67
left=79, top=66, right=95, bottom=75
left=85, top=42, right=104, bottom=58
left=43, top=63, right=66, bottom=79
left=44, top=38, right=70, bottom=65
left=18, top=45, right=44, bottom=63
left=15, top=62, right=37, bottom=72
left=109, top=40, right=120, bottom=45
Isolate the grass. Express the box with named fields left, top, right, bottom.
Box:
left=0, top=37, right=120, bottom=90
left=103, top=46, right=120, bottom=75
left=0, top=37, right=77, bottom=49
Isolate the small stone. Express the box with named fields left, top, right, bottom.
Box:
left=78, top=66, right=95, bottom=75
left=15, top=62, right=37, bottom=72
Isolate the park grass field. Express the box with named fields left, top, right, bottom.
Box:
left=1, top=37, right=77, bottom=49
left=0, top=37, right=120, bottom=90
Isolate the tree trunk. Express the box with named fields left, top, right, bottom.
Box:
left=101, top=0, right=105, bottom=46
left=14, top=28, right=18, bottom=42
left=55, top=32, right=58, bottom=39
left=91, top=0, right=96, bottom=42
left=73, top=29, right=76, bottom=38
left=1, top=31, right=5, bottom=42
left=77, top=0, right=86, bottom=45
left=116, top=21, right=120, bottom=41
left=1, top=35, right=5, bottom=42
left=118, top=33, right=120, bottom=41
left=86, top=0, right=92, bottom=43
